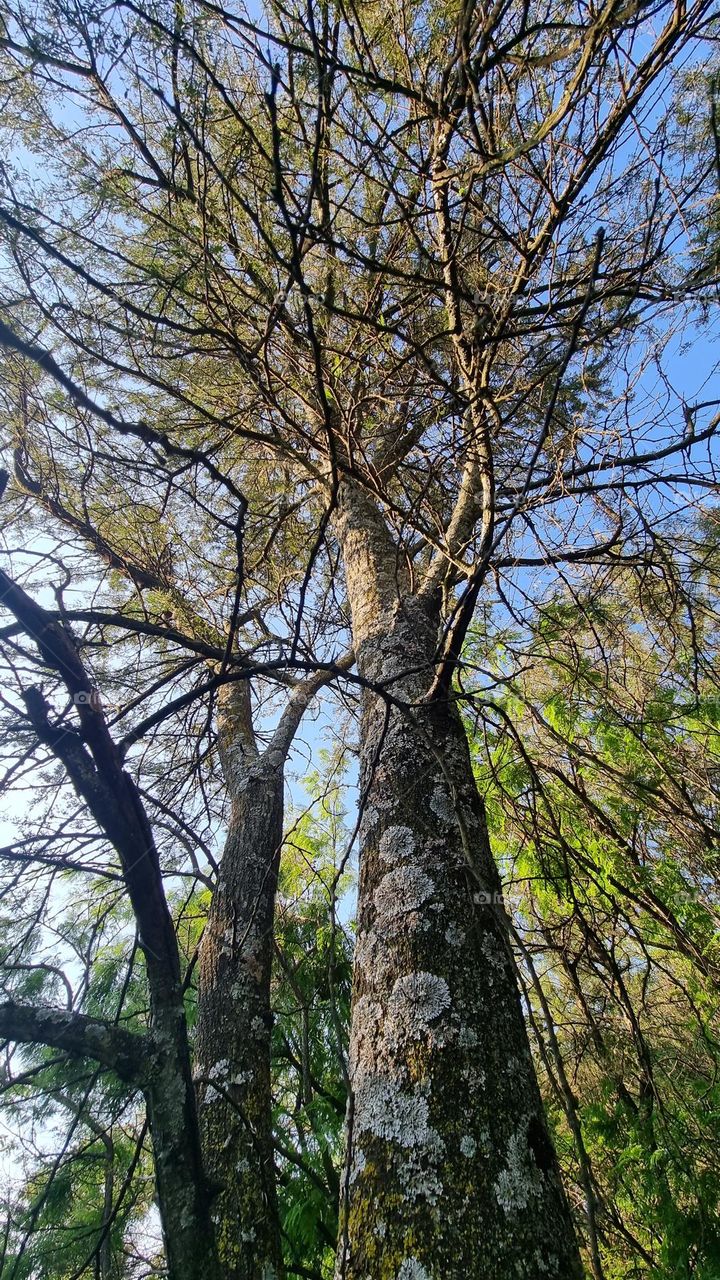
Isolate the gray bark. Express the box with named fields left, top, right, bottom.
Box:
left=0, top=1002, right=149, bottom=1081
left=196, top=682, right=285, bottom=1280
left=195, top=673, right=328, bottom=1279
left=335, top=485, right=583, bottom=1279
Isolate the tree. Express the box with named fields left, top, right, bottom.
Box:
left=469, top=542, right=720, bottom=1276
left=0, top=0, right=719, bottom=1275
left=0, top=439, right=338, bottom=1280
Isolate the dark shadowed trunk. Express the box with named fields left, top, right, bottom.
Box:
left=335, top=485, right=583, bottom=1279
left=0, top=563, right=220, bottom=1280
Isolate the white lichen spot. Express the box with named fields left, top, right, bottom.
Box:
left=355, top=1074, right=431, bottom=1145
left=477, top=1125, right=491, bottom=1152
left=397, top=1145, right=444, bottom=1204
left=429, top=786, right=455, bottom=827
left=207, top=1059, right=229, bottom=1081
left=460, top=1134, right=477, bottom=1158
left=397, top=1259, right=432, bottom=1279
left=378, top=825, right=416, bottom=864
left=458, top=1024, right=479, bottom=1049
left=494, top=1124, right=543, bottom=1213
left=462, top=1062, right=486, bottom=1089
left=353, top=930, right=393, bottom=985
left=374, top=867, right=434, bottom=921
left=532, top=1250, right=558, bottom=1275
left=354, top=1074, right=446, bottom=1204
left=387, top=972, right=451, bottom=1045
left=444, top=922, right=465, bottom=946
left=375, top=1220, right=387, bottom=1240
left=481, top=934, right=505, bottom=976
left=349, top=1147, right=366, bottom=1184
left=361, top=804, right=380, bottom=836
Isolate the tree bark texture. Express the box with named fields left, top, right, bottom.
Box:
left=196, top=681, right=285, bottom=1280
left=335, top=485, right=583, bottom=1279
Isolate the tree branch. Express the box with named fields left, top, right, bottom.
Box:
left=0, top=1000, right=149, bottom=1084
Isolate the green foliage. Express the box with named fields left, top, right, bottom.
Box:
left=1, top=1112, right=152, bottom=1280
left=0, top=892, right=153, bottom=1278
left=0, top=0, right=718, bottom=1271
left=467, top=546, right=720, bottom=1277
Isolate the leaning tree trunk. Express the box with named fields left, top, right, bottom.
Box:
left=0, top=564, right=221, bottom=1280
left=335, top=485, right=583, bottom=1279
left=196, top=681, right=285, bottom=1280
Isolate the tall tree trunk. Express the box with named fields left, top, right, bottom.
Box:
left=0, top=565, right=220, bottom=1280
left=196, top=681, right=285, bottom=1280
left=335, top=486, right=583, bottom=1279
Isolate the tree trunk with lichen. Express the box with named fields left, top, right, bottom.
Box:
left=335, top=485, right=583, bottom=1279
left=196, top=681, right=285, bottom=1280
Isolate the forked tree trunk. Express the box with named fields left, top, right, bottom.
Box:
left=335, top=486, right=583, bottom=1279
left=196, top=681, right=285, bottom=1280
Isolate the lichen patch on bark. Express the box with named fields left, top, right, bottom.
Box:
left=373, top=867, right=435, bottom=921
left=354, top=1073, right=435, bottom=1148
left=378, top=825, right=416, bottom=864
left=396, top=1261, right=432, bottom=1280
left=386, top=973, right=451, bottom=1047
left=444, top=922, right=465, bottom=946
left=493, top=1122, right=545, bottom=1213
left=429, top=785, right=455, bottom=827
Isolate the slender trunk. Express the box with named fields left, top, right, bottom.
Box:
left=335, top=486, right=583, bottom=1279
left=514, top=933, right=605, bottom=1280
left=196, top=682, right=284, bottom=1280
left=99, top=1133, right=113, bottom=1280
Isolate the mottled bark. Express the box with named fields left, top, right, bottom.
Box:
left=335, top=486, right=583, bottom=1279
left=196, top=681, right=284, bottom=1280
left=195, top=667, right=335, bottom=1276
left=0, top=1001, right=149, bottom=1081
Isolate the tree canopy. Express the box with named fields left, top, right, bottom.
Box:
left=0, top=0, right=719, bottom=1275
